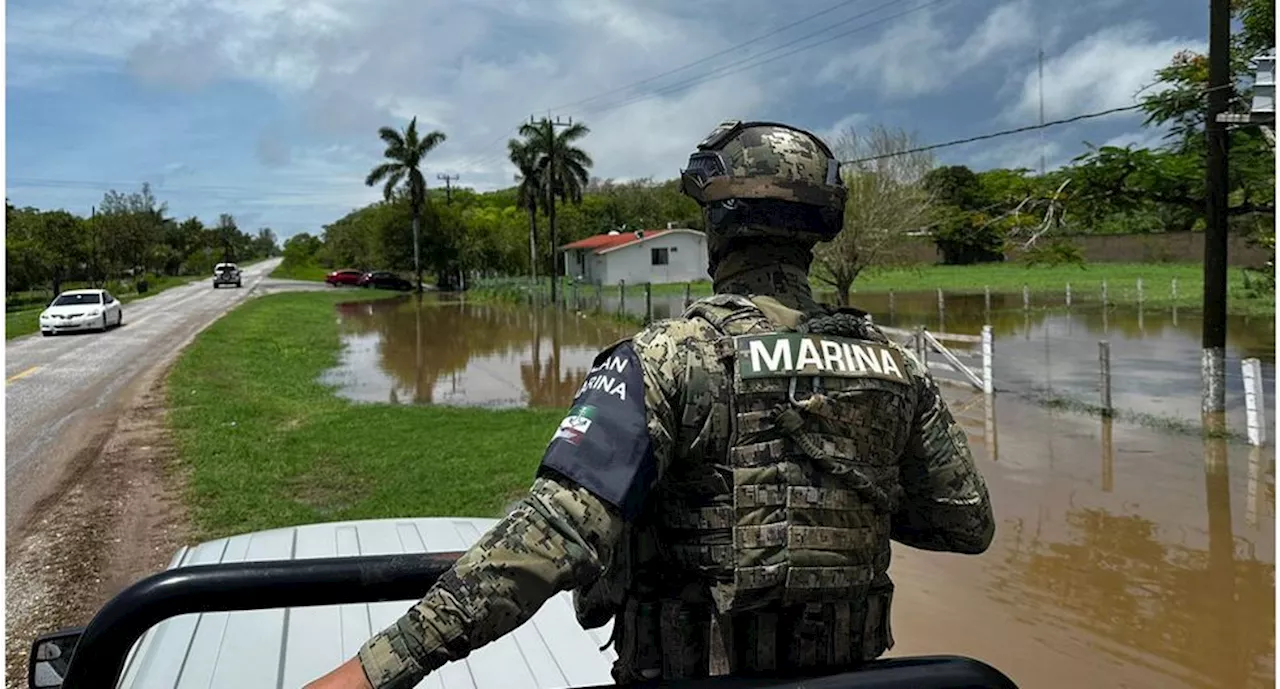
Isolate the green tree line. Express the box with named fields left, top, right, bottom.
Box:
left=7, top=182, right=280, bottom=302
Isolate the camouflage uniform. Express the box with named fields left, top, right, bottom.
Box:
left=357, top=122, right=994, bottom=689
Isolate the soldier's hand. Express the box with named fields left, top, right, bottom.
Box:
left=302, top=658, right=373, bottom=689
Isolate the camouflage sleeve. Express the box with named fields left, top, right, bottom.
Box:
left=357, top=475, right=623, bottom=689
left=357, top=325, right=689, bottom=689
left=890, top=348, right=995, bottom=554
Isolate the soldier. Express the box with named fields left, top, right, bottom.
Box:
left=305, top=120, right=995, bottom=689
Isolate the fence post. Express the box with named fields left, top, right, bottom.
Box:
left=1065, top=282, right=1072, bottom=307
left=1101, top=280, right=1108, bottom=307
left=572, top=281, right=580, bottom=311
left=981, top=325, right=994, bottom=395
left=645, top=282, right=653, bottom=323
left=1243, top=358, right=1266, bottom=446
left=683, top=282, right=692, bottom=309
left=937, top=288, right=945, bottom=330
left=596, top=282, right=603, bottom=312
left=618, top=280, right=626, bottom=314
left=984, top=285, right=991, bottom=315
left=1136, top=278, right=1144, bottom=306
left=1099, top=341, right=1112, bottom=416
left=915, top=325, right=928, bottom=367
left=888, top=289, right=896, bottom=320
left=1171, top=277, right=1178, bottom=301
left=1022, top=284, right=1030, bottom=310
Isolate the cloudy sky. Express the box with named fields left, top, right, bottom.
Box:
left=7, top=0, right=1205, bottom=239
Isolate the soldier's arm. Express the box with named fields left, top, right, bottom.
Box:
left=350, top=333, right=685, bottom=689
left=890, top=356, right=995, bottom=554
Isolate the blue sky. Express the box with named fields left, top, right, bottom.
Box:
left=7, top=0, right=1206, bottom=240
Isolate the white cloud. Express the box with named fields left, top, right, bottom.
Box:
left=1004, top=23, right=1202, bottom=123
left=818, top=1, right=1037, bottom=99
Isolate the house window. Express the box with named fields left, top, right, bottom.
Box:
left=651, top=248, right=669, bottom=266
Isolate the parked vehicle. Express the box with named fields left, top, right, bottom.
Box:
left=324, top=269, right=365, bottom=287
left=358, top=271, right=414, bottom=291
left=28, top=516, right=1018, bottom=689
left=212, top=263, right=242, bottom=289
left=38, top=289, right=123, bottom=336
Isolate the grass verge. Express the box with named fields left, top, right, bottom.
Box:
left=5, top=274, right=208, bottom=340
left=166, top=290, right=564, bottom=541
left=270, top=261, right=331, bottom=282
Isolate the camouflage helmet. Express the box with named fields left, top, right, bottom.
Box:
left=679, top=120, right=846, bottom=243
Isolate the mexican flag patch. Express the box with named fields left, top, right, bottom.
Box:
left=553, top=405, right=596, bottom=446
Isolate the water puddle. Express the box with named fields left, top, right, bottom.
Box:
left=321, top=294, right=1275, bottom=688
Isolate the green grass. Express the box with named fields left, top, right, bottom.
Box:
left=270, top=261, right=331, bottom=282
left=166, top=290, right=565, bottom=540
left=5, top=274, right=208, bottom=340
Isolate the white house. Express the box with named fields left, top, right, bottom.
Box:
left=560, top=227, right=709, bottom=286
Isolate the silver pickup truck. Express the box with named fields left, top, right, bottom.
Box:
left=212, top=263, right=242, bottom=289
left=28, top=517, right=1020, bottom=689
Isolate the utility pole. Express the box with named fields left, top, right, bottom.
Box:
left=437, top=173, right=459, bottom=204
left=1201, top=0, right=1231, bottom=418
left=437, top=173, right=461, bottom=289
left=531, top=114, right=574, bottom=305
left=1037, top=48, right=1047, bottom=175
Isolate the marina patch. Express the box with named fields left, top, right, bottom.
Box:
left=735, top=334, right=908, bottom=382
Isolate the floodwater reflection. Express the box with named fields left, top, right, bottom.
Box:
left=324, top=296, right=631, bottom=408
left=935, top=396, right=1277, bottom=689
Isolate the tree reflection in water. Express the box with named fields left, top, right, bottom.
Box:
left=331, top=296, right=629, bottom=408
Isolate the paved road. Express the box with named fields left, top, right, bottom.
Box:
left=3, top=258, right=305, bottom=534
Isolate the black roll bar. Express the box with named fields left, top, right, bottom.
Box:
left=58, top=551, right=1017, bottom=689
left=62, top=552, right=463, bottom=688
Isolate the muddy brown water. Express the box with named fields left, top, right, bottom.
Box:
left=323, top=294, right=1275, bottom=688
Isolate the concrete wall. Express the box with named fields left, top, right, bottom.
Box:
left=601, top=231, right=710, bottom=285
left=889, top=232, right=1271, bottom=266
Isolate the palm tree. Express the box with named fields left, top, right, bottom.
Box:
left=365, top=117, right=447, bottom=292
left=508, top=138, right=541, bottom=291
left=516, top=118, right=592, bottom=303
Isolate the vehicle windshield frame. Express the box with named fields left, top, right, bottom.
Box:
left=50, top=293, right=103, bottom=307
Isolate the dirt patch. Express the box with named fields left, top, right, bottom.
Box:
left=287, top=458, right=371, bottom=519
left=4, top=365, right=191, bottom=689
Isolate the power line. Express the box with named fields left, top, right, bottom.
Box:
left=579, top=0, right=952, bottom=117
left=548, top=0, right=876, bottom=113
left=837, top=84, right=1236, bottom=165
left=462, top=0, right=950, bottom=173
left=451, top=0, right=888, bottom=173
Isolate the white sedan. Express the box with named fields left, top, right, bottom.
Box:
left=38, top=289, right=124, bottom=336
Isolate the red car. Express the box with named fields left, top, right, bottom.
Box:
left=325, top=269, right=364, bottom=287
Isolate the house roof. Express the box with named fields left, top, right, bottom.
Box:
left=560, top=229, right=702, bottom=255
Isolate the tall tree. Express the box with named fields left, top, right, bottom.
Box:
left=813, top=125, right=935, bottom=306
left=365, top=117, right=448, bottom=292
left=508, top=138, right=542, bottom=290
left=516, top=118, right=593, bottom=302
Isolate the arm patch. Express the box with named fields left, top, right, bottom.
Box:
left=537, top=342, right=656, bottom=521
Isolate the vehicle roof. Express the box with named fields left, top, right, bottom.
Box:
left=215, top=262, right=238, bottom=267
left=55, top=289, right=105, bottom=295
left=117, top=517, right=617, bottom=689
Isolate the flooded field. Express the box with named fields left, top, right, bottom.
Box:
left=578, top=287, right=1276, bottom=427
left=322, top=293, right=1275, bottom=689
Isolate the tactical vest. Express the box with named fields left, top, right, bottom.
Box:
left=582, top=294, right=921, bottom=682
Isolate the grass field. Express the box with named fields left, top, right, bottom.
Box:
left=166, top=291, right=562, bottom=540
left=5, top=274, right=209, bottom=340
left=477, top=262, right=1273, bottom=317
